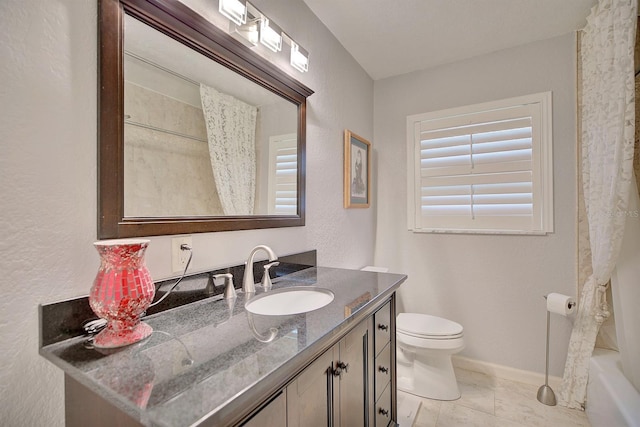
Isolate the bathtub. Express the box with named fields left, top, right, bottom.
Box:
left=586, top=349, right=640, bottom=427
left=587, top=179, right=640, bottom=426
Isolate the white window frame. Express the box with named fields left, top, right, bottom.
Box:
left=267, top=133, right=297, bottom=215
left=406, top=92, right=554, bottom=235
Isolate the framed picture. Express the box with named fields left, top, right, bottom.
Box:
left=344, top=130, right=371, bottom=208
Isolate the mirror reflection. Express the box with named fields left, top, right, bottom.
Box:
left=123, top=15, right=298, bottom=218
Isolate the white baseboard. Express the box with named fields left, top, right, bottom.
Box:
left=452, top=355, right=562, bottom=390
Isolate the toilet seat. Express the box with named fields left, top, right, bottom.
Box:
left=397, top=313, right=463, bottom=340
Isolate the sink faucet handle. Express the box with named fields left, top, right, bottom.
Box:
left=262, top=262, right=280, bottom=291
left=213, top=273, right=236, bottom=299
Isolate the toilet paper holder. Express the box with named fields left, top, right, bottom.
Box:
left=537, top=294, right=576, bottom=406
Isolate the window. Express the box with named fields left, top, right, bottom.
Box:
left=407, top=92, right=553, bottom=234
left=268, top=133, right=297, bottom=215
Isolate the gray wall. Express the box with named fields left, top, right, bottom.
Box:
left=373, top=33, right=578, bottom=376
left=0, top=0, right=374, bottom=425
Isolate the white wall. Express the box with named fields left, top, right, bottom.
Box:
left=373, top=33, right=578, bottom=377
left=0, top=0, right=374, bottom=425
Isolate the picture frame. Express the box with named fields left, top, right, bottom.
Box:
left=344, top=130, right=371, bottom=208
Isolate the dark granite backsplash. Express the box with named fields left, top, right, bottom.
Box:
left=39, top=250, right=316, bottom=347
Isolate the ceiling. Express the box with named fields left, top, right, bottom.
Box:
left=302, top=0, right=598, bottom=80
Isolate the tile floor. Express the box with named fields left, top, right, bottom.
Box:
left=406, top=367, right=591, bottom=427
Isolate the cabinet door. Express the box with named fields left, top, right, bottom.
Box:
left=287, top=345, right=336, bottom=427
left=242, top=391, right=286, bottom=427
left=338, top=318, right=371, bottom=427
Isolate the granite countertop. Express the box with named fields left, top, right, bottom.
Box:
left=40, top=266, right=406, bottom=427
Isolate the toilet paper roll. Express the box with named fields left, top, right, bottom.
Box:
left=546, top=293, right=576, bottom=316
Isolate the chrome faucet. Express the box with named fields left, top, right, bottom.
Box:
left=243, top=245, right=278, bottom=294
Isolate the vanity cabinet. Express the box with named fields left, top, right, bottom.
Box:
left=256, top=297, right=396, bottom=427
left=65, top=296, right=397, bottom=427
left=52, top=268, right=406, bottom=427
left=287, top=318, right=371, bottom=427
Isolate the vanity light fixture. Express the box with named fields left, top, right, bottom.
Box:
left=259, top=17, right=283, bottom=52
left=290, top=41, right=309, bottom=73
left=219, top=0, right=247, bottom=26
left=219, top=1, right=309, bottom=72
left=283, top=33, right=309, bottom=73
left=229, top=18, right=259, bottom=47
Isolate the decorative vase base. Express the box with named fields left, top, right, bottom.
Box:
left=93, top=321, right=153, bottom=349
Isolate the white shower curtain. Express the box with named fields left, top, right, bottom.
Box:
left=558, top=0, right=636, bottom=409
left=200, top=83, right=257, bottom=216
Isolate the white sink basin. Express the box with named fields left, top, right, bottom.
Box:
left=245, top=286, right=334, bottom=316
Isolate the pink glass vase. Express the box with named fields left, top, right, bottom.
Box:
left=89, top=239, right=155, bottom=349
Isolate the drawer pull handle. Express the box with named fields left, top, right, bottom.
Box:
left=378, top=365, right=389, bottom=374
left=337, top=361, right=349, bottom=373
left=378, top=408, right=389, bottom=416
left=377, top=324, right=389, bottom=331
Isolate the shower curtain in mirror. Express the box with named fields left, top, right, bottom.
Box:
left=558, top=0, right=636, bottom=409
left=200, top=83, right=257, bottom=216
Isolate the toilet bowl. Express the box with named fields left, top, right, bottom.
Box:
left=396, top=313, right=464, bottom=400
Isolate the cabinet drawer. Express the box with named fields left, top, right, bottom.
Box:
left=375, top=341, right=391, bottom=402
left=374, top=301, right=391, bottom=356
left=375, top=382, right=392, bottom=427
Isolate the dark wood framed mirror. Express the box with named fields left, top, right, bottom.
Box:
left=98, top=0, right=313, bottom=238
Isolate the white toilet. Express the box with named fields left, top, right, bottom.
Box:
left=396, top=313, right=465, bottom=400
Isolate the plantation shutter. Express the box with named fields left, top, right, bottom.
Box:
left=408, top=93, right=553, bottom=233
left=268, top=134, right=297, bottom=215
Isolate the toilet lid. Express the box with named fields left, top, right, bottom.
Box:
left=397, top=313, right=463, bottom=338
